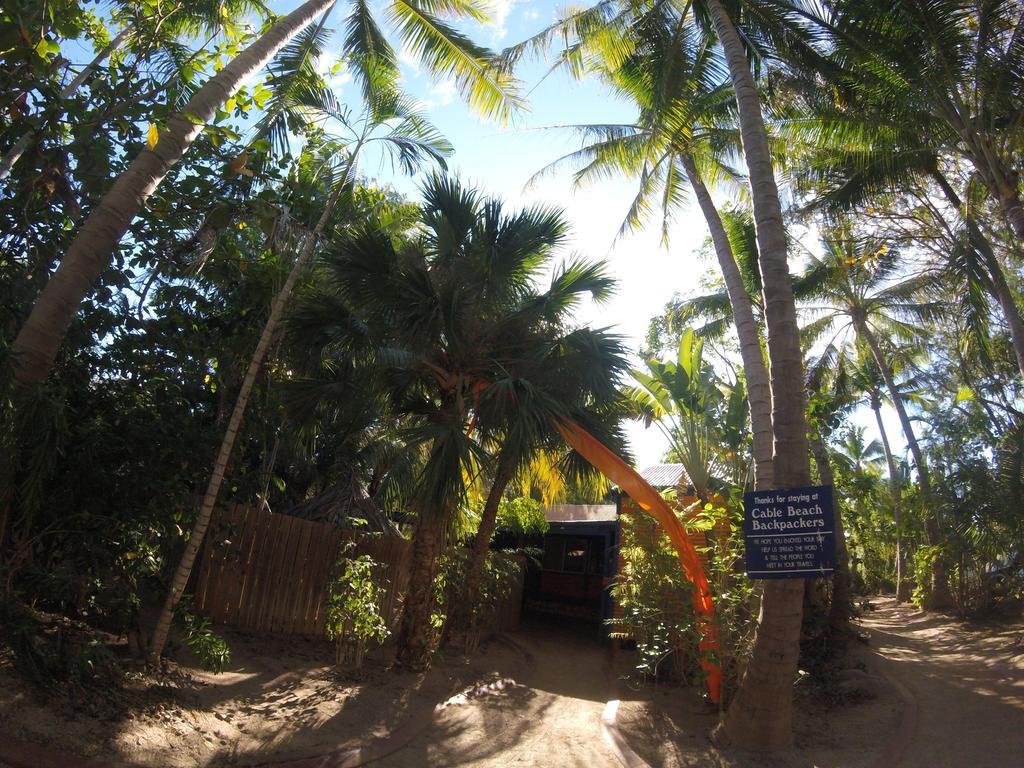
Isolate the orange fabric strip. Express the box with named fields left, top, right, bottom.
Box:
left=555, top=420, right=723, bottom=703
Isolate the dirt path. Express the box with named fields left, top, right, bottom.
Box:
left=379, top=622, right=621, bottom=767
left=860, top=597, right=1024, bottom=768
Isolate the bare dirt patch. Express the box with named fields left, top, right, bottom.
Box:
left=615, top=646, right=900, bottom=768
left=859, top=597, right=1024, bottom=768
left=0, top=629, right=523, bottom=767
left=378, top=618, right=901, bottom=768
left=5, top=601, right=1019, bottom=767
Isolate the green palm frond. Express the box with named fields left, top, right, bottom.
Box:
left=253, top=19, right=339, bottom=157
left=387, top=0, right=521, bottom=122
left=344, top=0, right=401, bottom=101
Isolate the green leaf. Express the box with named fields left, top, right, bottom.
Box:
left=34, top=38, right=60, bottom=59
left=955, top=385, right=975, bottom=402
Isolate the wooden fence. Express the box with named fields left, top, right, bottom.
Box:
left=193, top=504, right=412, bottom=636
left=193, top=504, right=524, bottom=638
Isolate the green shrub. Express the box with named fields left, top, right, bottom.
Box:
left=495, top=497, right=548, bottom=538
left=179, top=609, right=232, bottom=673
left=610, top=500, right=701, bottom=684
left=324, top=544, right=390, bottom=672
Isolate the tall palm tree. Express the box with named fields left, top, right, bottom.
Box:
left=864, top=379, right=913, bottom=602
left=797, top=231, right=954, bottom=608
left=697, top=3, right=818, bottom=747
left=7, top=0, right=519, bottom=392
left=528, top=4, right=777, bottom=491
left=293, top=175, right=627, bottom=669
left=501, top=0, right=817, bottom=747
left=780, top=90, right=1024, bottom=378
left=806, top=0, right=1024, bottom=240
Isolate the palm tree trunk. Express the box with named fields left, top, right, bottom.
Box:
left=680, top=154, right=773, bottom=489
left=857, top=321, right=952, bottom=609
left=808, top=433, right=852, bottom=633
left=986, top=168, right=1024, bottom=241
left=459, top=454, right=517, bottom=632
left=871, top=393, right=910, bottom=603
left=147, top=178, right=345, bottom=664
left=932, top=171, right=1024, bottom=378
left=8, top=0, right=336, bottom=391
left=0, top=29, right=132, bottom=181
left=705, top=0, right=812, bottom=750
left=396, top=513, right=447, bottom=670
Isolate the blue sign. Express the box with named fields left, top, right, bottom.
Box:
left=743, top=485, right=835, bottom=579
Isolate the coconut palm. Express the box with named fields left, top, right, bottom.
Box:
left=501, top=0, right=817, bottom=747
left=528, top=3, right=777, bottom=491
left=289, top=174, right=627, bottom=669
left=780, top=85, right=1024, bottom=378
left=7, top=0, right=519, bottom=392
left=863, top=373, right=914, bottom=603
left=797, top=231, right=955, bottom=607
left=801, top=0, right=1024, bottom=239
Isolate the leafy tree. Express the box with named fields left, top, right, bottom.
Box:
left=288, top=175, right=628, bottom=669
left=522, top=2, right=776, bottom=491
left=147, top=99, right=449, bottom=661
left=6, top=0, right=519, bottom=393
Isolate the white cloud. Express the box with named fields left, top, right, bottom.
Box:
left=486, top=0, right=521, bottom=42
left=431, top=80, right=457, bottom=107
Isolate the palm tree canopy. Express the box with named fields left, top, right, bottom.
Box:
left=288, top=174, right=631, bottom=521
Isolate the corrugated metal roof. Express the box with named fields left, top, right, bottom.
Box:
left=543, top=504, right=618, bottom=523
left=638, top=464, right=689, bottom=489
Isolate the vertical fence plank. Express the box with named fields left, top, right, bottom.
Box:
left=221, top=505, right=250, bottom=624
left=207, top=505, right=243, bottom=623
left=232, top=505, right=261, bottom=624
left=251, top=510, right=285, bottom=632
left=263, top=512, right=292, bottom=633
left=239, top=505, right=270, bottom=631
left=299, top=527, right=327, bottom=635
left=286, top=519, right=314, bottom=635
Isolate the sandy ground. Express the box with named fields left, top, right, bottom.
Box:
left=859, top=597, right=1024, bottom=768
left=380, top=620, right=621, bottom=767
left=380, top=617, right=900, bottom=768
left=3, top=600, right=1022, bottom=767
left=0, top=630, right=523, bottom=767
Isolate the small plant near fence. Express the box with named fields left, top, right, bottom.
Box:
left=610, top=501, right=701, bottom=684
left=325, top=543, right=390, bottom=674
left=177, top=597, right=232, bottom=673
